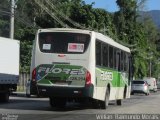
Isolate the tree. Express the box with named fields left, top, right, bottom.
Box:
left=2, top=0, right=158, bottom=77
left=0, top=0, right=10, bottom=37
left=115, top=0, right=144, bottom=78
left=14, top=0, right=37, bottom=72
left=115, top=0, right=160, bottom=78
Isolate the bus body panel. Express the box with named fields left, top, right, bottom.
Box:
left=30, top=28, right=131, bottom=104
left=30, top=29, right=95, bottom=98
left=95, top=67, right=130, bottom=101
left=93, top=32, right=131, bottom=101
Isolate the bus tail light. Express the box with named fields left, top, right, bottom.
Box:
left=154, top=80, right=156, bottom=86
left=85, top=71, right=91, bottom=86
left=32, top=68, right=36, bottom=81
left=144, top=82, right=147, bottom=87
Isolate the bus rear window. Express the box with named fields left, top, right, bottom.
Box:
left=132, top=81, right=145, bottom=84
left=38, top=32, right=90, bottom=54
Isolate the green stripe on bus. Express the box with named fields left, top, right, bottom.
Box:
left=96, top=67, right=129, bottom=87
left=36, top=64, right=86, bottom=86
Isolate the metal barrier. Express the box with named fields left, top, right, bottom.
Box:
left=17, top=73, right=30, bottom=92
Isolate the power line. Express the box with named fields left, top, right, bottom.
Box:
left=45, top=0, right=89, bottom=30
left=15, top=10, right=41, bottom=29
left=0, top=1, right=40, bottom=29
left=0, top=4, right=10, bottom=11
left=1, top=1, right=136, bottom=48
left=35, top=0, right=133, bottom=48
left=15, top=15, right=37, bottom=28
left=0, top=8, right=40, bottom=29
left=0, top=10, right=11, bottom=15
left=34, top=0, right=68, bottom=28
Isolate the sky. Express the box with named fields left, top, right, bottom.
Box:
left=84, top=0, right=160, bottom=12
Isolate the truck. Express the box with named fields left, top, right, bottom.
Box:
left=0, top=37, right=20, bottom=102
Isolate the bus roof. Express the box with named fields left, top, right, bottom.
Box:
left=38, top=28, right=92, bottom=34
left=38, top=28, right=131, bottom=53
left=95, top=32, right=131, bottom=53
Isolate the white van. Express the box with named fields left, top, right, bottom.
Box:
left=143, top=77, right=157, bottom=92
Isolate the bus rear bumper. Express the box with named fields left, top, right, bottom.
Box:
left=37, top=85, right=94, bottom=98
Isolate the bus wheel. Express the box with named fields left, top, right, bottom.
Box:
left=0, top=93, right=9, bottom=103
left=49, top=97, right=66, bottom=108
left=101, top=88, right=110, bottom=109
left=116, top=99, right=122, bottom=106
left=92, top=99, right=100, bottom=109
left=124, top=86, right=127, bottom=99
left=26, top=93, right=31, bottom=98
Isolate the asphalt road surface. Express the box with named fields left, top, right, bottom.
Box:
left=0, top=90, right=160, bottom=120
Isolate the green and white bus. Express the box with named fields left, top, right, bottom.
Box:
left=30, top=28, right=133, bottom=109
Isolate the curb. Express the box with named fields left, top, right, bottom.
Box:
left=11, top=92, right=26, bottom=97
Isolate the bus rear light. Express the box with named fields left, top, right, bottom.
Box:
left=144, top=83, right=147, bottom=87
left=85, top=71, right=91, bottom=86
left=32, top=68, right=36, bottom=81
left=58, top=54, right=66, bottom=57
left=154, top=80, right=156, bottom=86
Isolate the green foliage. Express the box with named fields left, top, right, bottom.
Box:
left=20, top=41, right=32, bottom=73
left=114, top=0, right=160, bottom=79
left=0, top=0, right=10, bottom=37
left=133, top=55, right=148, bottom=79
left=0, top=19, right=9, bottom=37
left=15, top=26, right=35, bottom=73
left=0, top=0, right=159, bottom=77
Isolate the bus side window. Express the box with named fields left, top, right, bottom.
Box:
left=116, top=51, right=121, bottom=71
left=121, top=51, right=124, bottom=71
left=96, top=41, right=101, bottom=66
left=129, top=55, right=133, bottom=83
left=102, top=44, right=108, bottom=67
left=109, top=46, right=113, bottom=68
left=124, top=53, right=129, bottom=72
left=114, top=48, right=117, bottom=69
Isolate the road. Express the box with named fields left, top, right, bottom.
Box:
left=0, top=91, right=160, bottom=120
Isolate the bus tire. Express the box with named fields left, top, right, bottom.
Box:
left=124, top=86, right=127, bottom=99
left=26, top=93, right=31, bottom=98
left=116, top=99, right=122, bottom=106
left=49, top=97, right=66, bottom=108
left=92, top=99, right=99, bottom=109
left=0, top=93, right=9, bottom=103
left=101, top=88, right=110, bottom=109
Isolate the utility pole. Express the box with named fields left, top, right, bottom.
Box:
left=10, top=0, right=15, bottom=39
left=148, top=51, right=153, bottom=77
left=149, top=59, right=152, bottom=77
